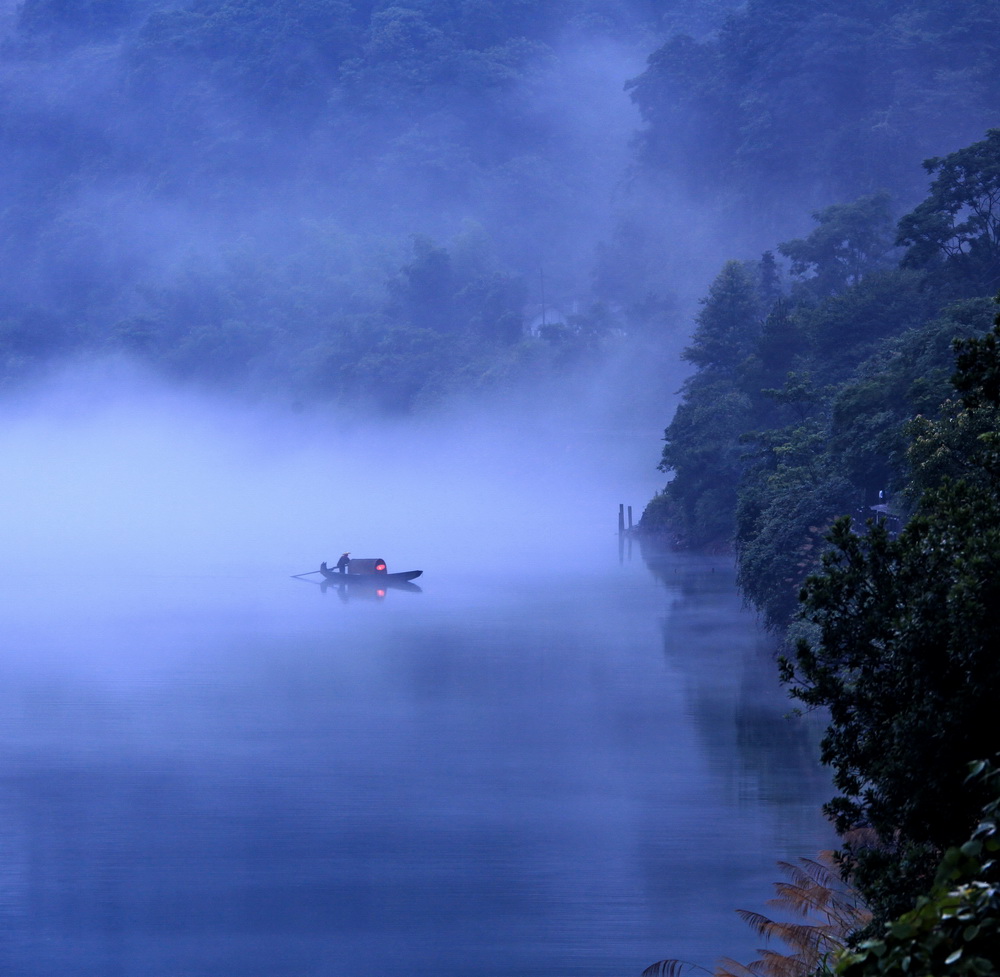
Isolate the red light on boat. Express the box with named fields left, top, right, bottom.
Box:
left=376, top=589, right=386, bottom=597
left=376, top=563, right=386, bottom=572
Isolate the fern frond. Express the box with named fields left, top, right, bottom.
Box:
left=773, top=860, right=811, bottom=889
left=767, top=883, right=831, bottom=917
left=747, top=919, right=835, bottom=957
left=754, top=948, right=811, bottom=977
left=734, top=910, right=782, bottom=940
left=714, top=956, right=762, bottom=977
left=797, top=854, right=840, bottom=889
left=649, top=850, right=871, bottom=977
left=768, top=853, right=870, bottom=935
left=642, top=959, right=713, bottom=977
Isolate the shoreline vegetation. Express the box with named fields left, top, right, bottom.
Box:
left=640, top=128, right=1000, bottom=630
left=640, top=130, right=1000, bottom=976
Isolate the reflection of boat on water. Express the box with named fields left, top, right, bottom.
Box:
left=320, top=576, right=422, bottom=597
left=319, top=558, right=423, bottom=586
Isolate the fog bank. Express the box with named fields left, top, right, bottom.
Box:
left=3, top=361, right=662, bottom=581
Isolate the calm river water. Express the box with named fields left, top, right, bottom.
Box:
left=1, top=539, right=832, bottom=977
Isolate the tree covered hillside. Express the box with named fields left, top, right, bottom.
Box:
left=643, top=130, right=1000, bottom=629
left=0, top=0, right=682, bottom=407
left=628, top=0, right=1000, bottom=227
left=4, top=0, right=1000, bottom=418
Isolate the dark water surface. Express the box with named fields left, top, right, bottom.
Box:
left=1, top=542, right=832, bottom=977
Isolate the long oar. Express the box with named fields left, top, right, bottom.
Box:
left=291, top=570, right=325, bottom=578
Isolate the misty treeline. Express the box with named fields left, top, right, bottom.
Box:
left=627, top=0, right=1000, bottom=218
left=3, top=0, right=1000, bottom=413
left=0, top=0, right=710, bottom=409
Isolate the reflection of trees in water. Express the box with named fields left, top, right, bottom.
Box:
left=640, top=537, right=830, bottom=814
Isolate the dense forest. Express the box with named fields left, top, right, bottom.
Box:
left=5, top=1, right=1000, bottom=974
left=0, top=0, right=710, bottom=413
left=4, top=0, right=1000, bottom=416
left=636, top=11, right=1000, bottom=975
left=642, top=129, right=1000, bottom=623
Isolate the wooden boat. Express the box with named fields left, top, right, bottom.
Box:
left=319, top=558, right=422, bottom=585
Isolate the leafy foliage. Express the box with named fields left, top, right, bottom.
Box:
left=954, top=314, right=1000, bottom=408
left=898, top=129, right=1000, bottom=295
left=778, top=194, right=897, bottom=300
left=683, top=261, right=764, bottom=373
left=646, top=261, right=765, bottom=546
left=835, top=761, right=1000, bottom=977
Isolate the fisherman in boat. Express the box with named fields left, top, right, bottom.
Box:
left=336, top=552, right=351, bottom=574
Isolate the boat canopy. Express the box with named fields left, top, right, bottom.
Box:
left=348, top=558, right=387, bottom=574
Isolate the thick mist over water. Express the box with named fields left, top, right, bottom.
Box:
left=0, top=367, right=832, bottom=977
left=3, top=361, right=662, bottom=580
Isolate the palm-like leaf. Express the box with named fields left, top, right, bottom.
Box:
left=642, top=960, right=713, bottom=977
left=773, top=855, right=839, bottom=894
left=714, top=955, right=765, bottom=977
left=641, top=852, right=872, bottom=977
left=735, top=912, right=836, bottom=958
left=753, top=948, right=813, bottom=977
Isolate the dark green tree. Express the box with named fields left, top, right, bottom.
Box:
left=953, top=310, right=1000, bottom=408
left=897, top=129, right=1000, bottom=294
left=736, top=420, right=852, bottom=630
left=780, top=303, right=1000, bottom=922
left=455, top=271, right=526, bottom=346
left=778, top=193, right=897, bottom=299
left=798, top=268, right=929, bottom=384
left=683, top=260, right=763, bottom=374
left=132, top=0, right=360, bottom=114
left=827, top=298, right=995, bottom=501
left=624, top=32, right=734, bottom=194
left=628, top=1, right=1000, bottom=212
left=392, top=237, right=457, bottom=333
left=645, top=377, right=753, bottom=546
left=645, top=260, right=765, bottom=545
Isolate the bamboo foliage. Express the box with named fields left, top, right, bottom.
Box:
left=641, top=852, right=871, bottom=977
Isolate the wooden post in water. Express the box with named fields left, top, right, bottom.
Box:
left=627, top=505, right=633, bottom=532
left=618, top=504, right=625, bottom=536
